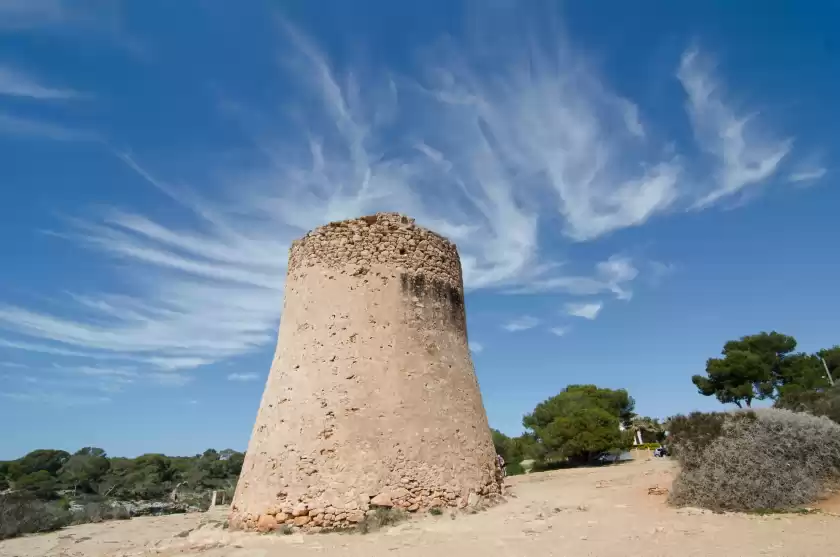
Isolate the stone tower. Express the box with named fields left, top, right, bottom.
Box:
left=229, top=212, right=502, bottom=532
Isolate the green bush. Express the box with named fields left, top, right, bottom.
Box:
left=669, top=408, right=840, bottom=512
left=505, top=462, right=525, bottom=476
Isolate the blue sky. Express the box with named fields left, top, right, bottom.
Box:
left=0, top=0, right=837, bottom=460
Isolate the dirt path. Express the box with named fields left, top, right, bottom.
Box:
left=3, top=458, right=837, bottom=557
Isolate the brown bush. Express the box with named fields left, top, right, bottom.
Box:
left=669, top=408, right=840, bottom=511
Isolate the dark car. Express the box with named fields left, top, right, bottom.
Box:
left=653, top=446, right=669, bottom=457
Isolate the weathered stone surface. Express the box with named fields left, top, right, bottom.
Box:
left=371, top=493, right=393, bottom=507
left=256, top=514, right=277, bottom=532
left=293, top=515, right=311, bottom=527
left=346, top=510, right=366, bottom=523
left=391, top=487, right=410, bottom=500
left=227, top=213, right=503, bottom=532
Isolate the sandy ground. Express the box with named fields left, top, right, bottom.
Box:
left=2, top=457, right=838, bottom=557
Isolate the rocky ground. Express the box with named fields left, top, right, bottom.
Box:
left=3, top=458, right=838, bottom=557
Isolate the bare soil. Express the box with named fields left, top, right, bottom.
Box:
left=3, top=458, right=838, bottom=557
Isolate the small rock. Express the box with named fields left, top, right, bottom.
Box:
left=275, top=512, right=289, bottom=523
left=256, top=514, right=277, bottom=533
left=391, top=487, right=410, bottom=499
left=292, top=504, right=308, bottom=517
left=467, top=493, right=481, bottom=507
left=346, top=510, right=366, bottom=523
left=293, top=515, right=311, bottom=527
left=371, top=493, right=394, bottom=507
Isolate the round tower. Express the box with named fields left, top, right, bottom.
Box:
left=229, top=212, right=502, bottom=532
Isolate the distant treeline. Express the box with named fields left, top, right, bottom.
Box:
left=0, top=447, right=245, bottom=502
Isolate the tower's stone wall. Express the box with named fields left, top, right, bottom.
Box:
left=229, top=212, right=502, bottom=532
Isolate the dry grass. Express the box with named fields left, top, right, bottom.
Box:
left=356, top=508, right=408, bottom=534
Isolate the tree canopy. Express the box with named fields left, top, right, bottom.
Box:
left=0, top=447, right=245, bottom=503
left=692, top=332, right=800, bottom=407
left=522, top=385, right=635, bottom=463
left=692, top=332, right=839, bottom=418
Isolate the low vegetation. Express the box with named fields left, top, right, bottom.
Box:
left=668, top=408, right=840, bottom=512
left=0, top=447, right=244, bottom=540
left=0, top=493, right=131, bottom=540
left=2, top=331, right=838, bottom=538
left=492, top=385, right=656, bottom=473
left=356, top=508, right=408, bottom=534
left=691, top=331, right=839, bottom=410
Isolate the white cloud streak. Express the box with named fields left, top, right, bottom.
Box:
left=468, top=341, right=484, bottom=354
left=507, top=255, right=638, bottom=300
left=502, top=316, right=541, bottom=332
left=565, top=301, right=603, bottom=320
left=0, top=66, right=80, bottom=99
left=549, top=327, right=569, bottom=337
left=0, top=112, right=95, bottom=141
left=227, top=372, right=261, bottom=382
left=1, top=391, right=111, bottom=406
left=0, top=9, right=813, bottom=392
left=0, top=0, right=66, bottom=29
left=788, top=167, right=827, bottom=183
left=678, top=48, right=791, bottom=208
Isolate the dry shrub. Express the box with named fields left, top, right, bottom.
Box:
left=0, top=494, right=133, bottom=540
left=0, top=494, right=71, bottom=540
left=71, top=502, right=131, bottom=524
left=669, top=408, right=840, bottom=511
left=356, top=508, right=408, bottom=534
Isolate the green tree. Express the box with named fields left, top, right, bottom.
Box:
left=491, top=429, right=510, bottom=458
left=224, top=451, right=245, bottom=477
left=6, top=450, right=70, bottom=481
left=523, top=385, right=634, bottom=464
left=631, top=416, right=666, bottom=443
left=819, top=346, right=840, bottom=382
left=59, top=448, right=110, bottom=495
left=14, top=471, right=58, bottom=499
left=692, top=332, right=797, bottom=408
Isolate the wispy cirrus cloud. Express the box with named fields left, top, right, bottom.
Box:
left=227, top=372, right=260, bottom=382
left=0, top=112, right=96, bottom=141
left=0, top=66, right=81, bottom=99
left=0, top=0, right=145, bottom=57
left=678, top=48, right=792, bottom=208
left=0, top=0, right=67, bottom=30
left=788, top=166, right=827, bottom=184
left=468, top=341, right=484, bottom=353
left=548, top=327, right=569, bottom=337
left=502, top=316, right=541, bottom=332
left=507, top=255, right=638, bottom=300
left=2, top=391, right=111, bottom=406
left=0, top=6, right=818, bottom=395
left=565, top=301, right=603, bottom=320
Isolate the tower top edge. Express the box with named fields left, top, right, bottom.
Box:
left=287, top=212, right=464, bottom=287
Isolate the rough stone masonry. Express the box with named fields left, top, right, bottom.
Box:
left=228, top=212, right=503, bottom=532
